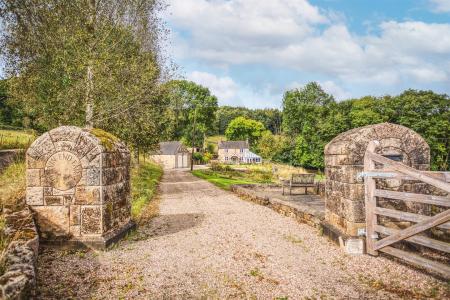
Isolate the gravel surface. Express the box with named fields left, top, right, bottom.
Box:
left=37, top=169, right=449, bottom=299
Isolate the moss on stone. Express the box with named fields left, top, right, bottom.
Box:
left=89, top=128, right=120, bottom=151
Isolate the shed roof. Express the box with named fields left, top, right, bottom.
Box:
left=158, top=141, right=185, bottom=155
left=218, top=140, right=249, bottom=149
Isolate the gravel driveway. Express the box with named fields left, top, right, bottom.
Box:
left=37, top=169, right=449, bottom=299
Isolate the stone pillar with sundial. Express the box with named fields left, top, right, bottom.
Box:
left=26, top=126, right=135, bottom=249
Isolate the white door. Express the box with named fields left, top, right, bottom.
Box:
left=182, top=153, right=186, bottom=168
left=177, top=154, right=183, bottom=168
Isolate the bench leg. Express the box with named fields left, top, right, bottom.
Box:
left=282, top=185, right=285, bottom=195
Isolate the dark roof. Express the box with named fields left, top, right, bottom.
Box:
left=158, top=141, right=185, bottom=155
left=218, top=140, right=249, bottom=149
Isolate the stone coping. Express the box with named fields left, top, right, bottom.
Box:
left=0, top=207, right=39, bottom=299
left=230, top=184, right=325, bottom=228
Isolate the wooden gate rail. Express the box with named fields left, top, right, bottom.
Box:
left=363, top=141, right=450, bottom=279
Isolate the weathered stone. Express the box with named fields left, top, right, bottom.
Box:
left=44, top=196, right=63, bottom=206
left=26, top=187, right=44, bottom=205
left=48, top=126, right=81, bottom=143
left=70, top=205, right=80, bottom=226
left=32, top=206, right=70, bottom=237
left=54, top=140, right=76, bottom=152
left=81, top=206, right=101, bottom=234
left=26, top=126, right=133, bottom=249
left=26, top=169, right=42, bottom=187
left=44, top=151, right=83, bottom=191
left=74, top=186, right=101, bottom=204
left=80, top=167, right=101, bottom=186
left=324, top=123, right=430, bottom=237
left=27, top=133, right=55, bottom=161
left=0, top=207, right=38, bottom=299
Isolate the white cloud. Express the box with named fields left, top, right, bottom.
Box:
left=167, top=0, right=450, bottom=87
left=286, top=80, right=351, bottom=101
left=320, top=81, right=351, bottom=101
left=187, top=71, right=238, bottom=104
left=429, top=0, right=450, bottom=13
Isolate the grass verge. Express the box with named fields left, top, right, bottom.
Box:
left=131, top=160, right=163, bottom=224
left=0, top=129, right=35, bottom=150
left=0, top=160, right=26, bottom=274
left=192, top=168, right=271, bottom=190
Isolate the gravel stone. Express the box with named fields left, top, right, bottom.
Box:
left=37, top=170, right=449, bottom=299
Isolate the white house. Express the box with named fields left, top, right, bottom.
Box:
left=217, top=140, right=262, bottom=164
left=150, top=141, right=191, bottom=169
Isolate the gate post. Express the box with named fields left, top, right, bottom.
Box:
left=364, top=141, right=379, bottom=256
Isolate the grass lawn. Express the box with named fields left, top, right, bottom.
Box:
left=0, top=129, right=36, bottom=150
left=230, top=162, right=325, bottom=182
left=131, top=160, right=163, bottom=223
left=192, top=167, right=272, bottom=190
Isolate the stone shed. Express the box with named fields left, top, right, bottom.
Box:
left=26, top=126, right=134, bottom=248
left=324, top=123, right=430, bottom=237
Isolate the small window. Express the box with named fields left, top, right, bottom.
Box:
left=225, top=149, right=228, bottom=153
left=240, top=148, right=244, bottom=153
left=383, top=154, right=403, bottom=162
left=225, top=156, right=228, bottom=161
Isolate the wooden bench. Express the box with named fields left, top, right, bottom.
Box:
left=282, top=173, right=317, bottom=195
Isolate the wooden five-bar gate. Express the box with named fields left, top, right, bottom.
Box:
left=362, top=141, right=450, bottom=279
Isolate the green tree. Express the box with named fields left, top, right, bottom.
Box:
left=282, top=82, right=334, bottom=135
left=164, top=80, right=218, bottom=147
left=0, top=0, right=169, bottom=151
left=256, top=131, right=286, bottom=160
left=385, top=90, right=450, bottom=170
left=225, top=116, right=266, bottom=147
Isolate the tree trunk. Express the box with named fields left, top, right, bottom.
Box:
left=85, top=64, right=94, bottom=128
left=85, top=0, right=96, bottom=129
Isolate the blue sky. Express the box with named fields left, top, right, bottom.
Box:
left=165, top=0, right=450, bottom=108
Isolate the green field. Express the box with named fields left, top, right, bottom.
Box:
left=204, top=135, right=225, bottom=152
left=0, top=129, right=36, bottom=150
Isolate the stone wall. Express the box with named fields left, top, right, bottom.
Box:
left=26, top=126, right=134, bottom=249
left=0, top=207, right=39, bottom=299
left=324, top=123, right=430, bottom=236
left=0, top=149, right=24, bottom=174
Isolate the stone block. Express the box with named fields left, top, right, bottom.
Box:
left=326, top=196, right=365, bottom=223
left=73, top=132, right=97, bottom=158
left=81, top=167, right=101, bottom=186
left=49, top=126, right=81, bottom=143
left=74, top=186, right=101, bottom=204
left=26, top=187, right=44, bottom=205
left=102, top=203, right=113, bottom=232
left=70, top=205, right=80, bottom=226
left=70, top=225, right=81, bottom=237
left=33, top=206, right=69, bottom=237
left=26, top=169, right=42, bottom=187
left=81, top=206, right=102, bottom=235
left=54, top=140, right=75, bottom=152
left=27, top=133, right=55, bottom=161
left=26, top=155, right=45, bottom=169
left=63, top=195, right=74, bottom=205
left=102, top=166, right=127, bottom=185
left=44, top=196, right=63, bottom=206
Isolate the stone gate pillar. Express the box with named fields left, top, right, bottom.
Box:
left=323, top=123, right=430, bottom=238
left=26, top=126, right=135, bottom=249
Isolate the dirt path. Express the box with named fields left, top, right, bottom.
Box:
left=37, top=170, right=448, bottom=299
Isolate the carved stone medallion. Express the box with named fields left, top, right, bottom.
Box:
left=45, top=151, right=82, bottom=191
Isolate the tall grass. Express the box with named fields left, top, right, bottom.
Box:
left=0, top=161, right=26, bottom=274
left=0, top=129, right=36, bottom=150
left=130, top=160, right=163, bottom=224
